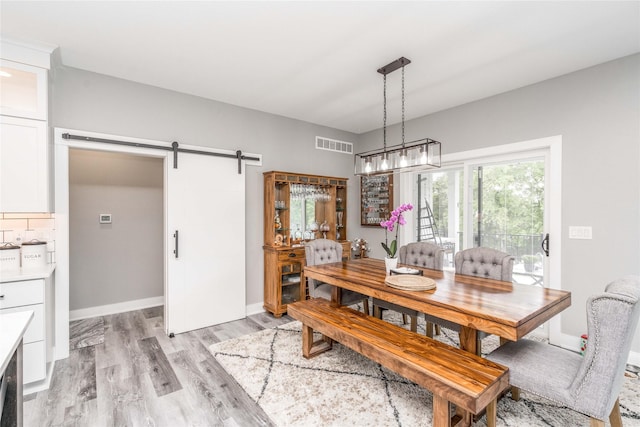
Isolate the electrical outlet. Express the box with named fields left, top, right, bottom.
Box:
left=569, top=226, right=592, bottom=239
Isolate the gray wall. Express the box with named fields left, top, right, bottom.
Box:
left=356, top=53, right=640, bottom=352
left=54, top=53, right=639, bottom=352
left=53, top=66, right=357, bottom=308
left=68, top=149, right=163, bottom=310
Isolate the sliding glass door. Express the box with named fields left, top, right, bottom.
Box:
left=467, top=159, right=546, bottom=287
left=413, top=154, right=548, bottom=289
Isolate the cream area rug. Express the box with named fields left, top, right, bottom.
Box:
left=210, top=312, right=640, bottom=426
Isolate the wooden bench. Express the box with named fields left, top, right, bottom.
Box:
left=287, top=298, right=509, bottom=427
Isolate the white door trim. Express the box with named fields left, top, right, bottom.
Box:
left=54, top=127, right=259, bottom=360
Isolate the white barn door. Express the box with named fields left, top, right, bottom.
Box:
left=166, top=150, right=246, bottom=335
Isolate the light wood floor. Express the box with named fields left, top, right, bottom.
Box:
left=24, top=306, right=293, bottom=427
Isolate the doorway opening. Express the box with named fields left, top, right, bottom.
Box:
left=68, top=149, right=164, bottom=319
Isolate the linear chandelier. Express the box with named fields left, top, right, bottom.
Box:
left=354, top=57, right=441, bottom=176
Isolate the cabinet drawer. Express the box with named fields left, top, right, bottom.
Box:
left=23, top=340, right=46, bottom=384
left=0, top=304, right=44, bottom=344
left=0, top=279, right=44, bottom=309
left=278, top=249, right=306, bottom=262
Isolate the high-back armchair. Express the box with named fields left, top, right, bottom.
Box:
left=487, top=275, right=640, bottom=426
left=304, top=239, right=369, bottom=314
left=425, top=247, right=515, bottom=353
left=373, top=242, right=445, bottom=332
left=454, top=247, right=514, bottom=282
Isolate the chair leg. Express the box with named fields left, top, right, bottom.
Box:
left=401, top=313, right=409, bottom=325
left=425, top=321, right=434, bottom=338
left=435, top=324, right=441, bottom=335
left=510, top=386, right=520, bottom=401
left=373, top=305, right=382, bottom=319
left=410, top=315, right=417, bottom=333
left=589, top=418, right=605, bottom=427
left=362, top=298, right=370, bottom=316
left=609, top=397, right=622, bottom=427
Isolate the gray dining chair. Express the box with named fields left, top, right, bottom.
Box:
left=305, top=239, right=370, bottom=314
left=424, top=247, right=515, bottom=354
left=487, top=275, right=640, bottom=427
left=373, top=242, right=444, bottom=332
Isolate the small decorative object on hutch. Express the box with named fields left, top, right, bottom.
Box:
left=263, top=171, right=350, bottom=317
left=361, top=174, right=393, bottom=226
left=380, top=203, right=414, bottom=274
left=351, top=238, right=370, bottom=259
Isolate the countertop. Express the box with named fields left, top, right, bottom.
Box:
left=0, top=264, right=56, bottom=283
left=0, top=310, right=34, bottom=375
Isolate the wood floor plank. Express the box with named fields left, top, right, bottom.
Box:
left=96, top=364, right=167, bottom=427
left=26, top=307, right=280, bottom=427
left=138, top=336, right=182, bottom=397
left=71, top=346, right=98, bottom=403
left=69, top=317, right=105, bottom=350
left=210, top=317, right=266, bottom=342
left=141, top=305, right=163, bottom=319
left=63, top=399, right=98, bottom=427
left=198, top=356, right=275, bottom=426
left=169, top=349, right=234, bottom=425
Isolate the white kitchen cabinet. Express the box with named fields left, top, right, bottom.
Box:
left=0, top=115, right=49, bottom=212
left=0, top=275, right=53, bottom=385
left=0, top=59, right=48, bottom=121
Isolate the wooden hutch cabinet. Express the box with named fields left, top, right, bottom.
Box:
left=263, top=171, right=350, bottom=317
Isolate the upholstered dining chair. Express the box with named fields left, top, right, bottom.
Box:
left=424, top=247, right=515, bottom=353
left=487, top=275, right=640, bottom=427
left=304, top=239, right=370, bottom=314
left=373, top=242, right=444, bottom=332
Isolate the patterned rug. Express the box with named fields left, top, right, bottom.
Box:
left=209, top=312, right=640, bottom=426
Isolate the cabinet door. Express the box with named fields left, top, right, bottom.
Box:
left=280, top=262, right=303, bottom=305
left=0, top=116, right=48, bottom=212
left=0, top=59, right=48, bottom=120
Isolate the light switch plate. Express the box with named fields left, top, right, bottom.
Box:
left=99, top=214, right=112, bottom=224
left=569, top=226, right=592, bottom=239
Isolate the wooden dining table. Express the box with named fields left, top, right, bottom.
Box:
left=304, top=257, right=571, bottom=355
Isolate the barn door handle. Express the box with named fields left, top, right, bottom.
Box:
left=173, top=230, right=179, bottom=258
left=541, top=233, right=549, bottom=257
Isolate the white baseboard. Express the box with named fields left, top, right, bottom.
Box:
left=24, top=359, right=55, bottom=395
left=245, top=302, right=266, bottom=316
left=69, top=296, right=164, bottom=321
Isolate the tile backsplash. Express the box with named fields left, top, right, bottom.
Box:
left=0, top=213, right=56, bottom=263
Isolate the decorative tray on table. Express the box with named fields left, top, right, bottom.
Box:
left=389, top=267, right=422, bottom=275
left=384, top=275, right=436, bottom=291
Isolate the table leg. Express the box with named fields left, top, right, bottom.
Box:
left=459, top=326, right=478, bottom=355
left=331, top=286, right=342, bottom=305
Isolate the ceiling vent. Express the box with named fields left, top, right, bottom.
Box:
left=316, top=136, right=353, bottom=155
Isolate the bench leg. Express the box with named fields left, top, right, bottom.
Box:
left=301, top=324, right=333, bottom=359
left=485, top=399, right=497, bottom=427
left=432, top=395, right=451, bottom=427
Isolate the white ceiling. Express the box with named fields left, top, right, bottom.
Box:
left=1, top=1, right=639, bottom=134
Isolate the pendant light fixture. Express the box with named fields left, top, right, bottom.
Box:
left=354, top=57, right=441, bottom=175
